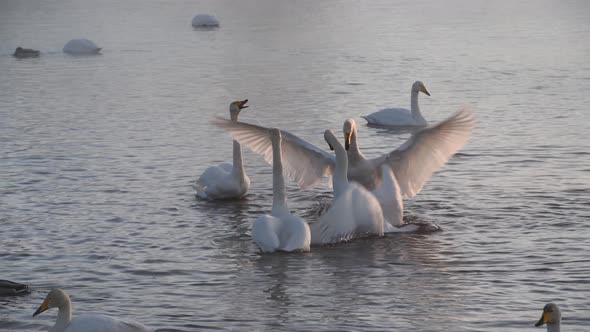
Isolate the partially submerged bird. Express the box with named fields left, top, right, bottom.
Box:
left=63, top=39, right=101, bottom=55
left=195, top=100, right=251, bottom=200
left=535, top=303, right=561, bottom=332
left=191, top=14, right=220, bottom=28
left=0, top=279, right=29, bottom=296
left=13, top=47, right=40, bottom=58
left=362, top=81, right=431, bottom=127
left=33, top=288, right=148, bottom=332
left=251, top=128, right=311, bottom=253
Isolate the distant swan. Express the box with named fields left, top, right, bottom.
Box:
left=192, top=14, right=220, bottom=28
left=362, top=81, right=431, bottom=126
left=63, top=39, right=101, bottom=55
left=310, top=130, right=384, bottom=245
left=13, top=47, right=40, bottom=58
left=535, top=303, right=561, bottom=332
left=196, top=100, right=251, bottom=200
left=251, top=128, right=311, bottom=253
left=33, top=288, right=148, bottom=332
left=213, top=107, right=474, bottom=198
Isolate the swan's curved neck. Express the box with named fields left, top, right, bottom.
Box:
left=410, top=89, right=425, bottom=122
left=347, top=129, right=364, bottom=161
left=271, top=136, right=289, bottom=216
left=54, top=299, right=72, bottom=332
left=232, top=140, right=245, bottom=180
left=333, top=141, right=349, bottom=198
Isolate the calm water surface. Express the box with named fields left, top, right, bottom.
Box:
left=1, top=0, right=589, bottom=331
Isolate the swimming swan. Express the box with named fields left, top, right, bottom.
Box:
left=213, top=107, right=474, bottom=198
left=192, top=14, right=220, bottom=28
left=310, top=130, right=384, bottom=245
left=63, top=39, right=101, bottom=55
left=196, top=100, right=251, bottom=200
left=251, top=128, right=311, bottom=253
left=535, top=303, right=561, bottom=332
left=362, top=81, right=430, bottom=126
left=33, top=288, right=148, bottom=332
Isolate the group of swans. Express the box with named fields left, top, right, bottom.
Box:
left=28, top=287, right=563, bottom=332
left=199, top=97, right=474, bottom=253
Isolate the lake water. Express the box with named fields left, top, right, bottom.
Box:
left=1, top=0, right=589, bottom=331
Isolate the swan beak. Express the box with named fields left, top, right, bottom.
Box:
left=344, top=132, right=351, bottom=151
left=328, top=143, right=334, bottom=151
left=237, top=99, right=249, bottom=109
left=420, top=85, right=430, bottom=96
left=535, top=311, right=551, bottom=327
left=33, top=299, right=49, bottom=317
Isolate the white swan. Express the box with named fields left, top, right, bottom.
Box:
left=213, top=107, right=474, bottom=198
left=191, top=14, right=219, bottom=28
left=33, top=288, right=148, bottom=332
left=251, top=128, right=311, bottom=253
left=310, top=130, right=384, bottom=245
left=63, top=39, right=101, bottom=55
left=196, top=100, right=251, bottom=200
left=535, top=303, right=561, bottom=332
left=362, top=81, right=430, bottom=126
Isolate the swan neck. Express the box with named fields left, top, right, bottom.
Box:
left=547, top=323, right=560, bottom=332
left=348, top=129, right=363, bottom=160
left=232, top=140, right=245, bottom=180
left=410, top=89, right=424, bottom=121
left=271, top=136, right=288, bottom=216
left=333, top=142, right=349, bottom=198
left=54, top=298, right=72, bottom=332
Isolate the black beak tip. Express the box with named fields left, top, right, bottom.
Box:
left=345, top=143, right=350, bottom=151
left=534, top=318, right=544, bottom=327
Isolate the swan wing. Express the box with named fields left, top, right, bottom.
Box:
left=379, top=107, right=474, bottom=198
left=213, top=117, right=335, bottom=189
left=371, top=165, right=403, bottom=227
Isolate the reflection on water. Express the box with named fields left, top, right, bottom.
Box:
left=1, top=0, right=590, bottom=330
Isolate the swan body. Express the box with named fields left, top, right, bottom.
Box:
left=0, top=279, right=29, bottom=295
left=362, top=81, right=430, bottom=126
left=196, top=100, right=251, bottom=200
left=33, top=288, right=148, bottom=332
left=251, top=128, right=311, bottom=253
left=63, top=39, right=101, bottom=55
left=13, top=47, right=40, bottom=58
left=310, top=130, right=384, bottom=245
left=371, top=164, right=403, bottom=227
left=192, top=14, right=219, bottom=27
left=535, top=303, right=561, bottom=332
left=213, top=107, right=474, bottom=198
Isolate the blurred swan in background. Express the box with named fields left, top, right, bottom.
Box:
left=63, top=39, right=101, bottom=55
left=251, top=128, right=311, bottom=253
left=362, top=81, right=431, bottom=126
left=192, top=14, right=220, bottom=28
left=196, top=100, right=251, bottom=200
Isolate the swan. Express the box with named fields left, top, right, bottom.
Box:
left=191, top=14, right=220, bottom=28
left=362, top=81, right=431, bottom=126
left=0, top=279, right=29, bottom=296
left=212, top=107, right=474, bottom=198
left=535, top=303, right=561, bottom=332
left=195, top=100, right=251, bottom=200
left=251, top=128, right=311, bottom=253
left=33, top=288, right=148, bottom=332
left=310, top=130, right=384, bottom=245
left=13, top=47, right=40, bottom=58
left=63, top=39, right=101, bottom=55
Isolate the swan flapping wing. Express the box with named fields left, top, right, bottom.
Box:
left=382, top=107, right=474, bottom=198
left=212, top=117, right=335, bottom=188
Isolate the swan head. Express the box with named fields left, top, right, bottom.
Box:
left=33, top=288, right=69, bottom=317
left=412, top=81, right=430, bottom=96
left=342, top=119, right=356, bottom=151
left=229, top=99, right=249, bottom=116
left=269, top=128, right=282, bottom=142
left=535, top=303, right=561, bottom=327
left=324, top=129, right=338, bottom=151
